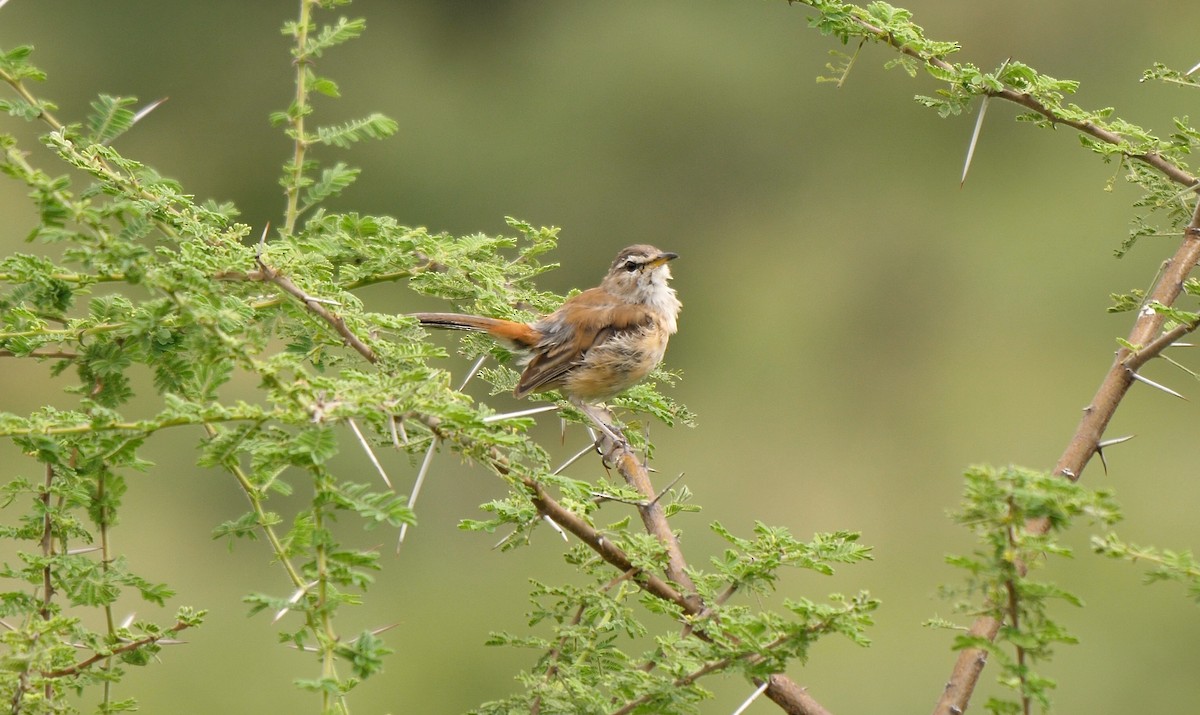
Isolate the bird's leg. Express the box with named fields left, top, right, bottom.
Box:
left=570, top=399, right=627, bottom=451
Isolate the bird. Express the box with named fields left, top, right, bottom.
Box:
left=412, top=245, right=681, bottom=443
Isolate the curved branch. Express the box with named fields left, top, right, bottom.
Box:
left=822, top=7, right=1197, bottom=188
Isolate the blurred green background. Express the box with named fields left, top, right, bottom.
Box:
left=2, top=1, right=1199, bottom=712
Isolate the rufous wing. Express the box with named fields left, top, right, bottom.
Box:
left=514, top=292, right=653, bottom=398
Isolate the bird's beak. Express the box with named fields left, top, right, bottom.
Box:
left=649, top=251, right=678, bottom=267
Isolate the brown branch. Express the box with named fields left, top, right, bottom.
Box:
left=590, top=426, right=831, bottom=715
left=0, top=350, right=79, bottom=360
left=934, top=207, right=1200, bottom=715
left=524, top=476, right=694, bottom=613
left=40, top=620, right=191, bottom=679
left=411, top=412, right=833, bottom=715
left=798, top=7, right=1200, bottom=713
left=251, top=256, right=378, bottom=364
left=837, top=12, right=1198, bottom=188
left=609, top=446, right=698, bottom=605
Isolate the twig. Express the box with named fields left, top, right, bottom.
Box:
left=41, top=620, right=192, bottom=679
left=252, top=254, right=378, bottom=363
left=530, top=569, right=638, bottom=715
left=828, top=7, right=1199, bottom=189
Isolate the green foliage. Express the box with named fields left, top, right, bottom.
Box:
left=85, top=95, right=137, bottom=145
left=796, top=0, right=1200, bottom=257
left=1, top=3, right=839, bottom=713
left=1092, top=534, right=1200, bottom=603
left=939, top=466, right=1121, bottom=714
left=3, top=1, right=1198, bottom=713
left=474, top=527, right=875, bottom=714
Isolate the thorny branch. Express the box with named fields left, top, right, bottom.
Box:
left=935, top=171, right=1200, bottom=715
left=782, top=5, right=1200, bottom=712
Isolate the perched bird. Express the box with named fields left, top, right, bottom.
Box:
left=413, top=245, right=681, bottom=442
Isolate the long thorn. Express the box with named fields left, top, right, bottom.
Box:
left=732, top=681, right=771, bottom=715
left=102, top=97, right=169, bottom=145
left=397, top=438, right=437, bottom=548
left=1095, top=434, right=1135, bottom=476
left=542, top=515, right=569, bottom=541
left=348, top=418, right=391, bottom=488
left=389, top=414, right=408, bottom=448
left=553, top=442, right=597, bottom=475
left=273, top=580, right=319, bottom=623
left=651, top=473, right=686, bottom=505
left=459, top=355, right=486, bottom=390
left=370, top=622, right=400, bottom=636
left=961, top=96, right=990, bottom=187
left=483, top=404, right=559, bottom=423
left=492, top=529, right=520, bottom=550
left=1127, top=369, right=1187, bottom=399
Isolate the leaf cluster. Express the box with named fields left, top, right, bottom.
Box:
left=940, top=465, right=1120, bottom=714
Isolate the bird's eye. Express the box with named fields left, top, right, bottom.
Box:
left=623, top=260, right=639, bottom=272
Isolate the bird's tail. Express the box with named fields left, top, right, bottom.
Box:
left=411, top=312, right=539, bottom=349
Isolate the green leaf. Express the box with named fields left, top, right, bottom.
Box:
left=315, top=113, right=399, bottom=148
left=306, top=17, right=367, bottom=58
left=291, top=427, right=339, bottom=465
left=302, top=162, right=360, bottom=209
left=86, top=95, right=137, bottom=144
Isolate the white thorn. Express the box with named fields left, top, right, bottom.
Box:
left=1128, top=369, right=1186, bottom=399
left=731, top=681, right=771, bottom=715
left=1187, top=59, right=1200, bottom=77
left=459, top=355, right=486, bottom=390
left=961, top=96, right=990, bottom=187
left=542, top=515, right=569, bottom=541
left=483, top=404, right=559, bottom=423
left=553, top=442, right=596, bottom=475
left=492, top=529, right=519, bottom=550
left=128, top=97, right=168, bottom=127
left=389, top=414, right=408, bottom=448
left=1097, top=434, right=1135, bottom=448
left=397, top=439, right=437, bottom=548
left=273, top=580, right=319, bottom=623
left=348, top=418, right=391, bottom=488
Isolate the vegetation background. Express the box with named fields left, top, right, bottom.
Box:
left=1, top=0, right=1196, bottom=712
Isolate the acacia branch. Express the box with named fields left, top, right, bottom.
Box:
left=935, top=171, right=1200, bottom=715
left=592, top=428, right=831, bottom=715
left=40, top=620, right=192, bottom=679
left=783, top=4, right=1200, bottom=711
left=251, top=256, right=379, bottom=363
left=809, top=4, right=1198, bottom=188
left=412, top=411, right=833, bottom=715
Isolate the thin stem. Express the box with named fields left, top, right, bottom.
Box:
left=1002, top=500, right=1030, bottom=715
left=96, top=463, right=117, bottom=710
left=311, top=476, right=348, bottom=715
left=283, top=0, right=315, bottom=235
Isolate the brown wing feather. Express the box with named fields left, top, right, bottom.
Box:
left=514, top=291, right=653, bottom=398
